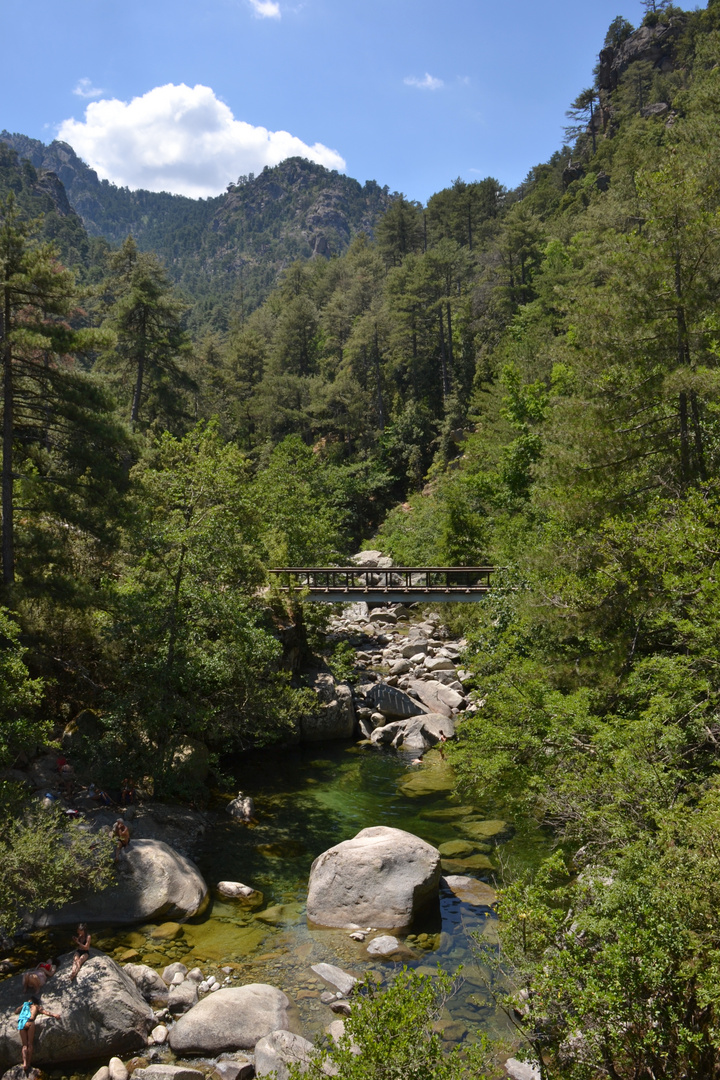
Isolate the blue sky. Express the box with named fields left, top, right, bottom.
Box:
left=2, top=0, right=659, bottom=202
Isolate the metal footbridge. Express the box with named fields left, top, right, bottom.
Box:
left=267, top=566, right=496, bottom=604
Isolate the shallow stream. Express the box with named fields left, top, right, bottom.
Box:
left=26, top=740, right=549, bottom=1067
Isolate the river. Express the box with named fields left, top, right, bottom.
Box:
left=19, top=738, right=548, bottom=1072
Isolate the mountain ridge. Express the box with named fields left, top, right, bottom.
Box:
left=0, top=132, right=393, bottom=323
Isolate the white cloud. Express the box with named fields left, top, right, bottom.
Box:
left=73, top=77, right=105, bottom=99
left=57, top=83, right=345, bottom=198
left=404, top=73, right=444, bottom=91
left=248, top=0, right=281, bottom=16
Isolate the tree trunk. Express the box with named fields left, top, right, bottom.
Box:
left=690, top=390, right=706, bottom=480
left=679, top=391, right=691, bottom=482
left=1, top=291, right=14, bottom=587
left=166, top=541, right=187, bottom=675
left=438, top=311, right=450, bottom=400
left=130, top=308, right=148, bottom=426
left=446, top=301, right=454, bottom=376
left=130, top=353, right=145, bottom=427
left=372, top=325, right=386, bottom=431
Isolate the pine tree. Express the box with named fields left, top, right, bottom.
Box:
left=0, top=196, right=124, bottom=591
left=98, top=237, right=192, bottom=430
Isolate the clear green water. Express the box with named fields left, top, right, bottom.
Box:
left=17, top=741, right=550, bottom=1064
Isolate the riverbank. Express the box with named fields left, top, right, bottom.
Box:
left=0, top=598, right=545, bottom=1080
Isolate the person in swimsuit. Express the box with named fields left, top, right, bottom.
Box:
left=112, top=819, right=130, bottom=860
left=17, top=995, right=60, bottom=1071
left=70, top=924, right=91, bottom=981
left=22, top=958, right=59, bottom=995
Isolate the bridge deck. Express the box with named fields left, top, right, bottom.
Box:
left=268, top=566, right=495, bottom=604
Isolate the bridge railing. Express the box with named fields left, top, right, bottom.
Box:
left=267, top=566, right=496, bottom=594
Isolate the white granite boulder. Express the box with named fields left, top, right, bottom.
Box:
left=255, top=1029, right=316, bottom=1078
left=307, top=826, right=441, bottom=930
left=32, top=839, right=209, bottom=926
left=0, top=953, right=153, bottom=1070
left=168, top=984, right=300, bottom=1054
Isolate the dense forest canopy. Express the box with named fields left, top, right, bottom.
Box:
left=4, top=2, right=720, bottom=1074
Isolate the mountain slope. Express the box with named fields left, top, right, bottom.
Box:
left=0, top=133, right=393, bottom=323
left=0, top=140, right=90, bottom=270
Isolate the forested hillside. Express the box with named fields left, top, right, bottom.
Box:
left=5, top=1, right=720, bottom=1074
left=0, top=132, right=393, bottom=323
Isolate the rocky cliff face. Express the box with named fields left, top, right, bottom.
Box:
left=596, top=15, right=688, bottom=131
left=0, top=139, right=89, bottom=265
left=217, top=157, right=390, bottom=261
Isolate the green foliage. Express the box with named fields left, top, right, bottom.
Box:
left=489, top=799, right=720, bottom=1078
left=97, top=236, right=193, bottom=429
left=255, top=435, right=349, bottom=565
left=0, top=608, right=44, bottom=766
left=0, top=804, right=113, bottom=937
left=287, top=968, right=490, bottom=1080
left=327, top=639, right=357, bottom=684
left=0, top=194, right=129, bottom=596
left=94, top=423, right=300, bottom=792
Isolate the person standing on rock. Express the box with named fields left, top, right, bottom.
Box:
left=70, top=924, right=91, bottom=981
left=17, top=995, right=60, bottom=1071
left=112, top=818, right=131, bottom=860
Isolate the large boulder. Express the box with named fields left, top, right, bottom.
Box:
left=364, top=682, right=425, bottom=719
left=406, top=679, right=463, bottom=718
left=33, top=839, right=209, bottom=926
left=306, top=826, right=441, bottom=930
left=0, top=953, right=153, bottom=1070
left=300, top=674, right=356, bottom=741
left=255, top=1030, right=316, bottom=1079
left=370, top=714, right=454, bottom=751
left=168, top=984, right=300, bottom=1055
left=350, top=550, right=392, bottom=568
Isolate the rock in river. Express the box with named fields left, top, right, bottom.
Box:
left=168, top=984, right=300, bottom=1055
left=0, top=953, right=153, bottom=1070
left=442, top=875, right=498, bottom=907
left=366, top=935, right=401, bottom=957
left=406, top=679, right=463, bottom=718
left=364, top=682, right=426, bottom=719
left=255, top=1030, right=316, bottom=1079
left=310, top=964, right=357, bottom=997
left=123, top=963, right=169, bottom=1005
left=306, top=826, right=441, bottom=931
left=32, top=839, right=209, bottom=926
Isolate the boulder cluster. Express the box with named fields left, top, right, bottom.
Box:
left=301, top=553, right=479, bottom=749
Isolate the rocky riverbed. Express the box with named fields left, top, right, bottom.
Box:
left=0, top=569, right=542, bottom=1079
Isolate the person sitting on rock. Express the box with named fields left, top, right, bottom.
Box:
left=17, top=995, right=60, bottom=1071
left=120, top=777, right=136, bottom=806
left=22, top=958, right=59, bottom=995
left=112, top=818, right=131, bottom=860
left=70, top=924, right=91, bottom=981
left=88, top=784, right=114, bottom=806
